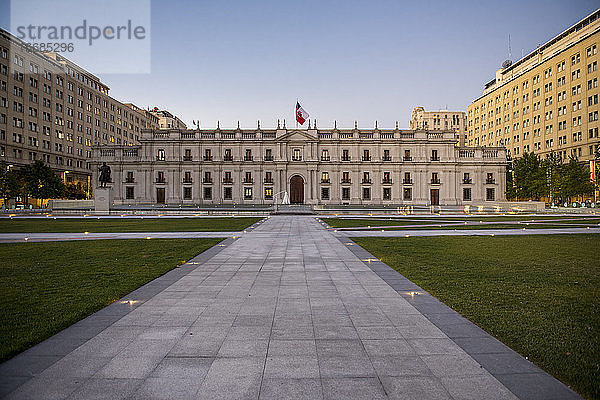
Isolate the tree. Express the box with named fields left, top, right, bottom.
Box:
left=557, top=157, right=595, bottom=202
left=64, top=182, right=87, bottom=199
left=512, top=152, right=547, bottom=200
left=20, top=161, right=64, bottom=201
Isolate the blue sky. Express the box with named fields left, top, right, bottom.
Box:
left=1, top=0, right=598, bottom=128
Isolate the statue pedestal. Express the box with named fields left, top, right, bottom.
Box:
left=94, top=187, right=113, bottom=213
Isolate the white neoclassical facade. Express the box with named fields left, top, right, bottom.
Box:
left=93, top=125, right=507, bottom=206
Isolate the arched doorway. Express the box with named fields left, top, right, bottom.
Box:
left=290, top=175, right=304, bottom=204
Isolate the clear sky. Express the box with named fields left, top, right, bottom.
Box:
left=1, top=0, right=598, bottom=129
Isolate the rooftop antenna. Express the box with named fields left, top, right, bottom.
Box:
left=502, top=35, right=513, bottom=69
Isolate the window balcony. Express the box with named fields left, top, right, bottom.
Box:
left=183, top=179, right=193, bottom=184
left=156, top=156, right=165, bottom=161
left=321, top=156, right=331, bottom=161
left=155, top=178, right=166, bottom=184
left=362, top=156, right=372, bottom=161
left=125, top=178, right=135, bottom=183
left=403, top=179, right=413, bottom=184
left=486, top=178, right=496, bottom=184
left=243, top=179, right=254, bottom=184
left=292, top=156, right=302, bottom=161
left=264, top=178, right=273, bottom=184
left=403, top=156, right=412, bottom=161
left=361, top=179, right=372, bottom=184
left=321, top=179, right=330, bottom=184
left=203, top=178, right=213, bottom=184
left=244, top=156, right=253, bottom=161
left=203, top=156, right=213, bottom=161
left=431, top=179, right=441, bottom=184
left=382, top=157, right=392, bottom=161
left=223, top=156, right=233, bottom=162
left=463, top=178, right=473, bottom=184
left=430, top=156, right=440, bottom=161
left=264, top=155, right=273, bottom=161
left=341, top=157, right=351, bottom=162
left=222, top=179, right=233, bottom=184
left=183, top=155, right=193, bottom=161
left=341, top=179, right=351, bottom=184
left=382, top=179, right=393, bottom=184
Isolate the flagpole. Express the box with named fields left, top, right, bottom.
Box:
left=295, top=99, right=298, bottom=129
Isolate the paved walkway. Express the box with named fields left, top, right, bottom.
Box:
left=0, top=216, right=580, bottom=399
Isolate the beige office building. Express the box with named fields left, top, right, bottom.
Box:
left=467, top=10, right=600, bottom=162
left=94, top=124, right=507, bottom=206
left=0, top=28, right=160, bottom=185
left=151, top=109, right=187, bottom=130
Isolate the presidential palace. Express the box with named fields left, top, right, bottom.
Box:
left=93, top=123, right=507, bottom=206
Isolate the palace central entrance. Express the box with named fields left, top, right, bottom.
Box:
left=290, top=175, right=304, bottom=204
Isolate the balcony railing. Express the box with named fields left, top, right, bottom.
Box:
left=203, top=178, right=213, bottom=184
left=430, top=156, right=440, bottom=161
left=243, top=179, right=254, bottom=184
left=321, top=179, right=330, bottom=184
left=486, top=179, right=496, bottom=184
left=382, top=157, right=392, bottom=161
left=341, top=179, right=351, bottom=184
left=223, top=179, right=233, bottom=184
left=382, top=179, right=393, bottom=184
left=341, top=157, right=351, bottom=162
left=403, top=156, right=412, bottom=161
left=292, top=157, right=302, bottom=161
left=156, top=156, right=165, bottom=161
left=155, top=178, right=166, bottom=184
left=183, top=156, right=193, bottom=161
left=463, top=178, right=473, bottom=184
left=403, top=179, right=413, bottom=184
left=362, top=156, right=371, bottom=161
left=264, top=178, right=273, bottom=184
left=183, top=179, right=193, bottom=184
left=431, top=179, right=441, bottom=184
left=321, top=156, right=331, bottom=161
left=223, top=156, right=233, bottom=161
left=264, top=156, right=274, bottom=161
left=125, top=178, right=135, bottom=183
left=362, top=179, right=372, bottom=184
left=203, top=156, right=213, bottom=161
left=244, top=156, right=253, bottom=161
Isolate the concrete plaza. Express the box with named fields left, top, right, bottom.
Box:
left=0, top=216, right=581, bottom=399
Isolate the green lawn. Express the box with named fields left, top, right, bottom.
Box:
left=325, top=216, right=600, bottom=229
left=353, top=235, right=600, bottom=400
left=0, top=238, right=222, bottom=361
left=0, top=217, right=262, bottom=233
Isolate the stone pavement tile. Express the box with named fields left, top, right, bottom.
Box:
left=437, top=322, right=490, bottom=339
left=380, top=375, right=452, bottom=400
left=313, top=324, right=359, bottom=340
left=322, top=377, right=387, bottom=400
left=0, top=355, right=61, bottom=378
left=362, top=339, right=415, bottom=357
left=271, top=324, right=314, bottom=340
left=204, top=357, right=265, bottom=380
left=263, top=356, right=320, bottom=379
left=94, top=355, right=163, bottom=379
left=139, top=326, right=188, bottom=340
left=0, top=376, right=28, bottom=398
left=397, top=322, right=447, bottom=339
left=316, top=339, right=368, bottom=358
left=407, top=338, right=465, bottom=355
left=196, top=371, right=262, bottom=400
left=370, top=355, right=433, bottom=377
left=65, top=378, right=142, bottom=400
left=4, top=376, right=82, bottom=400
left=218, top=340, right=269, bottom=357
left=233, top=314, right=273, bottom=327
left=38, top=354, right=112, bottom=378
left=16, top=337, right=88, bottom=358
left=150, top=357, right=214, bottom=379
left=130, top=377, right=202, bottom=400
left=318, top=355, right=376, bottom=378
left=356, top=326, right=403, bottom=340
left=470, top=352, right=542, bottom=375
left=226, top=325, right=271, bottom=340
left=168, top=337, right=224, bottom=358
left=421, top=354, right=486, bottom=377
left=452, top=336, right=513, bottom=355
left=439, top=375, right=518, bottom=400
left=494, top=372, right=581, bottom=400
left=259, top=378, right=323, bottom=400
left=267, top=340, right=316, bottom=356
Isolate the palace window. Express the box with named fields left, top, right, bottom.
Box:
left=383, top=187, right=391, bottom=200
left=321, top=187, right=330, bottom=200
left=183, top=187, right=192, bottom=200
left=486, top=188, right=495, bottom=201
left=245, top=149, right=253, bottom=161
left=244, top=187, right=253, bottom=200
left=264, top=187, right=273, bottom=199
left=125, top=186, right=134, bottom=199
left=362, top=187, right=371, bottom=200
left=156, top=149, right=165, bottom=161
left=341, top=149, right=350, bottom=161
left=321, top=149, right=330, bottom=161
left=341, top=187, right=350, bottom=201
left=292, top=148, right=302, bottom=161
left=203, top=187, right=212, bottom=200
left=321, top=172, right=329, bottom=183
left=224, top=187, right=232, bottom=200
left=403, top=187, right=412, bottom=201
left=362, top=149, right=371, bottom=161
left=463, top=188, right=472, bottom=201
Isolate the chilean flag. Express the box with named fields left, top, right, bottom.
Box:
left=296, top=102, right=309, bottom=125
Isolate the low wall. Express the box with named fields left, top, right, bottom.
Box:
left=48, top=200, right=94, bottom=210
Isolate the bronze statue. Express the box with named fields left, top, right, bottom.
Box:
left=98, top=162, right=111, bottom=188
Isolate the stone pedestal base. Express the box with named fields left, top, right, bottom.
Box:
left=94, top=187, right=113, bottom=213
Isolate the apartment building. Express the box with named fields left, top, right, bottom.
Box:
left=150, top=108, right=187, bottom=129
left=410, top=107, right=467, bottom=146
left=94, top=124, right=507, bottom=206
left=0, top=28, right=159, bottom=185
left=467, top=9, right=600, bottom=162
